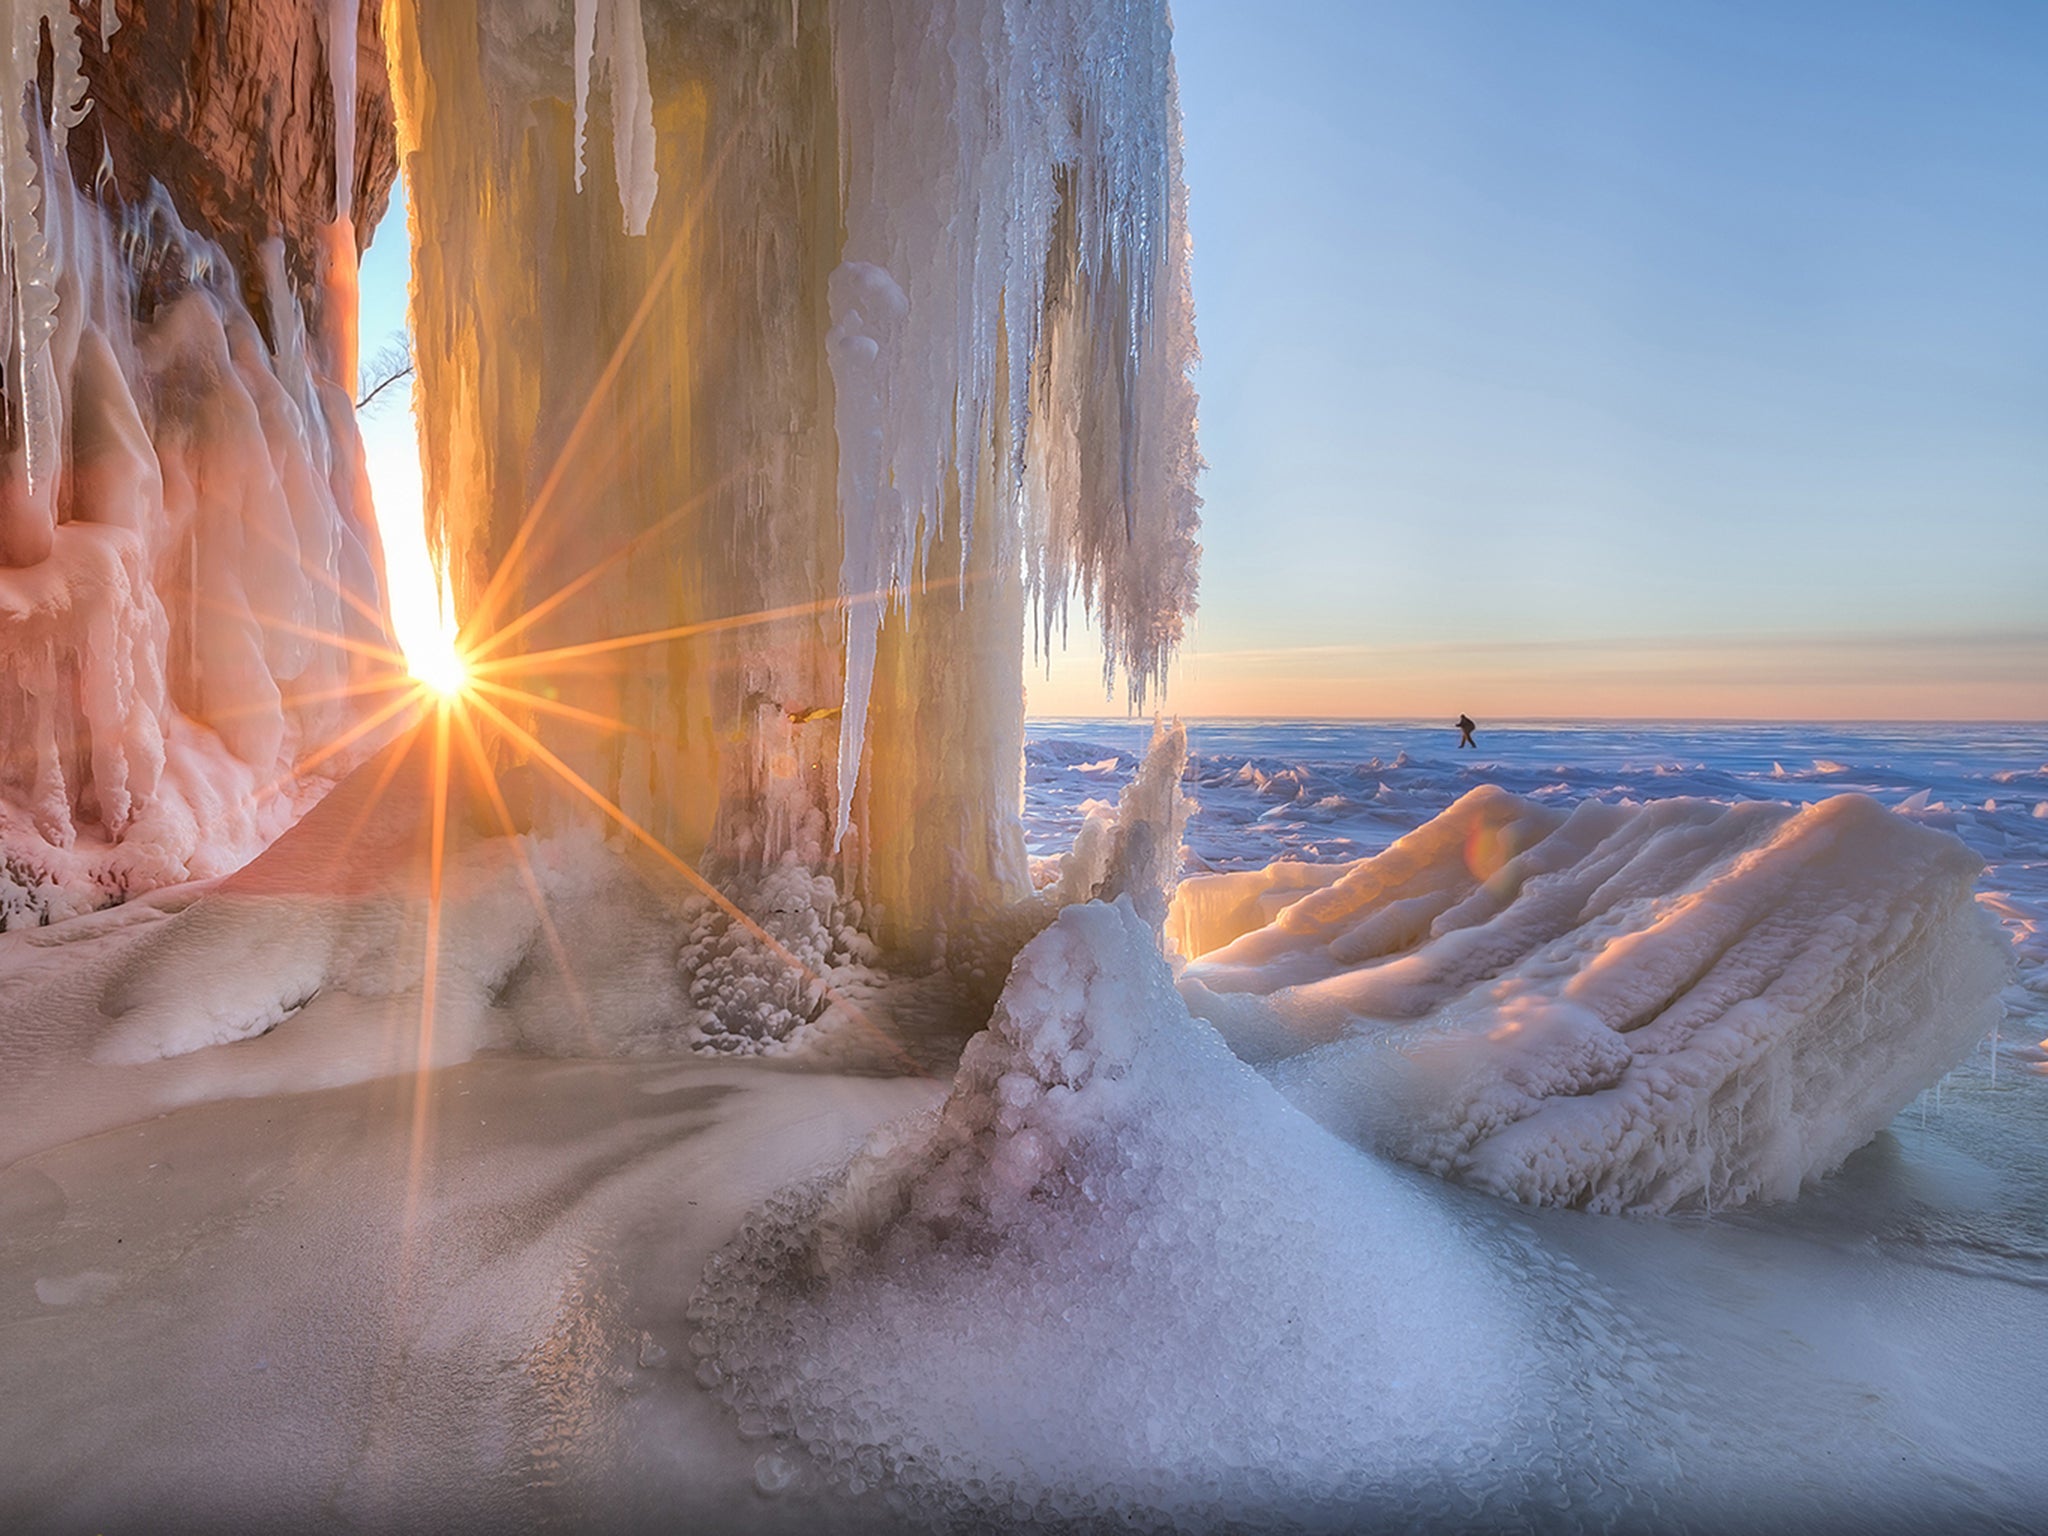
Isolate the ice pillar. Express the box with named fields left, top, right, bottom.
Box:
left=384, top=0, right=1199, bottom=952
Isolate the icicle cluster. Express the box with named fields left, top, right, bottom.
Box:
left=826, top=0, right=1202, bottom=841
left=1, top=3, right=91, bottom=536
left=532, top=0, right=1203, bottom=848
left=0, top=26, right=393, bottom=922
left=570, top=0, right=658, bottom=234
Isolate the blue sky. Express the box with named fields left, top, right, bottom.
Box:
left=361, top=1, right=2048, bottom=719
left=1106, top=0, right=2048, bottom=718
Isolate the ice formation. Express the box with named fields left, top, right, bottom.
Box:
left=0, top=11, right=392, bottom=926
left=3, top=722, right=2045, bottom=1530
left=385, top=0, right=1199, bottom=950
left=672, top=757, right=2025, bottom=1522
left=1035, top=717, right=1193, bottom=924
left=672, top=855, right=880, bottom=1053
left=689, top=899, right=1540, bottom=1527
left=1174, top=786, right=2011, bottom=1212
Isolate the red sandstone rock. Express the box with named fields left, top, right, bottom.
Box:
left=65, top=0, right=399, bottom=333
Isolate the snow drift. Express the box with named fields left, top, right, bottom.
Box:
left=1174, top=786, right=2010, bottom=1212
left=688, top=899, right=1540, bottom=1528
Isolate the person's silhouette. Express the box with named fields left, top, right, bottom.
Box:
left=1456, top=714, right=1476, bottom=749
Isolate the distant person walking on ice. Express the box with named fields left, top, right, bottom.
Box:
left=1456, top=714, right=1477, bottom=750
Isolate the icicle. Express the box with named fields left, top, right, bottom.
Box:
left=326, top=0, right=360, bottom=220
left=563, top=1, right=658, bottom=234
left=572, top=0, right=597, bottom=193
left=601, top=0, right=658, bottom=236
left=2, top=1, right=94, bottom=524
left=826, top=258, right=908, bottom=846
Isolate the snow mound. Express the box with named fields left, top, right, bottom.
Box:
left=688, top=899, right=1534, bottom=1528
left=1178, top=787, right=2010, bottom=1212
left=92, top=793, right=545, bottom=1066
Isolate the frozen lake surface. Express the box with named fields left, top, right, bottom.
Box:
left=1032, top=716, right=2048, bottom=1038
left=1, top=718, right=2043, bottom=1531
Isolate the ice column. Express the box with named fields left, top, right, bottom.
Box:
left=386, top=0, right=1199, bottom=952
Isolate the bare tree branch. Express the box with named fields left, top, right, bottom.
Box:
left=356, top=330, right=414, bottom=414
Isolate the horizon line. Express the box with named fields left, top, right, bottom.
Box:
left=1024, top=713, right=2048, bottom=728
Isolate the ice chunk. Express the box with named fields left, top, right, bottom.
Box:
left=1037, top=719, right=1189, bottom=925
left=1167, top=859, right=1352, bottom=962
left=1179, top=788, right=2010, bottom=1212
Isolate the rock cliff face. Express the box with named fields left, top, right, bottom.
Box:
left=68, top=0, right=398, bottom=333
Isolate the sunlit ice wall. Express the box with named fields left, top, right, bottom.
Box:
left=379, top=0, right=1201, bottom=952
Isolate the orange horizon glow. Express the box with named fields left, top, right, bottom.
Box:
left=1023, top=627, right=2048, bottom=724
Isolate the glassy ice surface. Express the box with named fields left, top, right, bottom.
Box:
left=1, top=719, right=2043, bottom=1531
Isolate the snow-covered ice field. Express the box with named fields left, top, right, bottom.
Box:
left=2, top=717, right=2045, bottom=1532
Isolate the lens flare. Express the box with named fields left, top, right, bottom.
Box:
left=404, top=566, right=469, bottom=699
left=409, top=630, right=468, bottom=698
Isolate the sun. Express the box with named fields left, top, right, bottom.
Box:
left=408, top=623, right=469, bottom=699
left=401, top=564, right=470, bottom=701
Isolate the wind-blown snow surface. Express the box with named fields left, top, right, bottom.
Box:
left=1, top=720, right=2044, bottom=1531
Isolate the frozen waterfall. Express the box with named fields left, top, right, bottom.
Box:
left=384, top=0, right=1200, bottom=951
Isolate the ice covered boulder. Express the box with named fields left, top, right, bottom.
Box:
left=1176, top=786, right=2011, bottom=1212
left=689, top=898, right=1539, bottom=1527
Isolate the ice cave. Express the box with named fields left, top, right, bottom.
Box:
left=1, top=2, right=2044, bottom=1532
